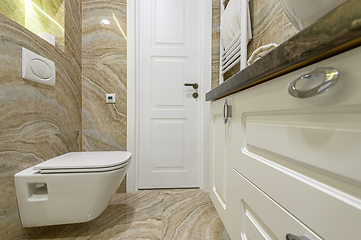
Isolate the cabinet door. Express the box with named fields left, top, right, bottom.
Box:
left=210, top=95, right=234, bottom=235
left=232, top=46, right=361, bottom=240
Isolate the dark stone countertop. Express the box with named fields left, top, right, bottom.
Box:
left=206, top=0, right=361, bottom=101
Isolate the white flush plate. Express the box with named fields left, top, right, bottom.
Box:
left=22, top=47, right=56, bottom=86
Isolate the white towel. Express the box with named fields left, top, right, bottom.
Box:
left=221, top=0, right=252, bottom=49
left=247, top=43, right=279, bottom=65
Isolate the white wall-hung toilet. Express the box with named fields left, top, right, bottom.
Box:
left=14, top=151, right=131, bottom=227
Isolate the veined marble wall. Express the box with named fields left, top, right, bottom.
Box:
left=212, top=0, right=221, bottom=90
left=0, top=0, right=82, bottom=238
left=82, top=0, right=127, bottom=192
left=211, top=0, right=299, bottom=89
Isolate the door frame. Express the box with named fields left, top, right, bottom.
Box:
left=127, top=0, right=212, bottom=193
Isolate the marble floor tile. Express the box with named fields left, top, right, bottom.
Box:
left=33, top=189, right=230, bottom=240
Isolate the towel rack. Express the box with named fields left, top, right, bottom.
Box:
left=220, top=0, right=251, bottom=83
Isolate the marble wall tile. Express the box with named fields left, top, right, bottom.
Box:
left=0, top=18, right=82, bottom=139
left=212, top=0, right=221, bottom=89
left=65, top=0, right=83, bottom=63
left=0, top=0, right=82, bottom=238
left=82, top=0, right=127, bottom=191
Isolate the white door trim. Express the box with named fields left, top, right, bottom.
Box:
left=127, top=0, right=212, bottom=193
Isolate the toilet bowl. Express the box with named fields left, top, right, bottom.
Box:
left=14, top=151, right=131, bottom=227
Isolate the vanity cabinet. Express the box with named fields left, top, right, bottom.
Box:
left=210, top=45, right=361, bottom=240
left=209, top=95, right=235, bottom=235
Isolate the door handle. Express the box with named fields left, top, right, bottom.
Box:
left=223, top=99, right=231, bottom=124
left=184, top=83, right=199, bottom=89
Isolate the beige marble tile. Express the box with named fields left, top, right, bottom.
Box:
left=82, top=130, right=125, bottom=151
left=82, top=0, right=127, bottom=152
left=34, top=189, right=230, bottom=240
left=65, top=0, right=83, bottom=63
left=212, top=0, right=221, bottom=89
left=162, top=189, right=230, bottom=240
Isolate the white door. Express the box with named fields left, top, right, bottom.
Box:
left=138, top=0, right=201, bottom=189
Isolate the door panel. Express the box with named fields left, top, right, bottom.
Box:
left=154, top=0, right=185, bottom=44
left=138, top=0, right=200, bottom=188
left=152, top=57, right=186, bottom=107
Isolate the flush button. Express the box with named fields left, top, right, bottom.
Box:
left=22, top=47, right=56, bottom=86
left=30, top=59, right=50, bottom=78
left=42, top=65, right=53, bottom=79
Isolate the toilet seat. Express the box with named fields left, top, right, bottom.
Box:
left=33, top=151, right=132, bottom=174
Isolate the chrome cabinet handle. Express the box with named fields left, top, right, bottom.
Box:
left=184, top=83, right=199, bottom=89
left=286, top=234, right=311, bottom=240
left=223, top=99, right=231, bottom=124
left=287, top=67, right=339, bottom=98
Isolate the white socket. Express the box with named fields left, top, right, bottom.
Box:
left=106, top=94, right=115, bottom=103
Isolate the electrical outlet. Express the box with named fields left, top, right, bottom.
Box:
left=106, top=94, right=115, bottom=103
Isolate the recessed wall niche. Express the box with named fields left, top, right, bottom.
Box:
left=0, top=0, right=65, bottom=50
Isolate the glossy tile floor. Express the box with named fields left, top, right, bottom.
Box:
left=33, top=189, right=231, bottom=240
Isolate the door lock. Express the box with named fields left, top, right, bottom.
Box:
left=192, top=92, right=198, bottom=99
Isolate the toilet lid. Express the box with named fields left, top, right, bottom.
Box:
left=33, top=151, right=132, bottom=174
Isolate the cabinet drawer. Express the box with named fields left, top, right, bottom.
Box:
left=232, top=169, right=321, bottom=240
left=232, top=46, right=361, bottom=239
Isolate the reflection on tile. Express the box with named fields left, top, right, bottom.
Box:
left=1, top=0, right=65, bottom=50
left=0, top=0, right=25, bottom=25
left=25, top=0, right=65, bottom=50
left=34, top=189, right=230, bottom=240
left=248, top=0, right=284, bottom=59
left=283, top=11, right=299, bottom=41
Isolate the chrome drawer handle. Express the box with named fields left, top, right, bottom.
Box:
left=287, top=67, right=339, bottom=98
left=286, top=234, right=311, bottom=240
left=223, top=99, right=229, bottom=124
